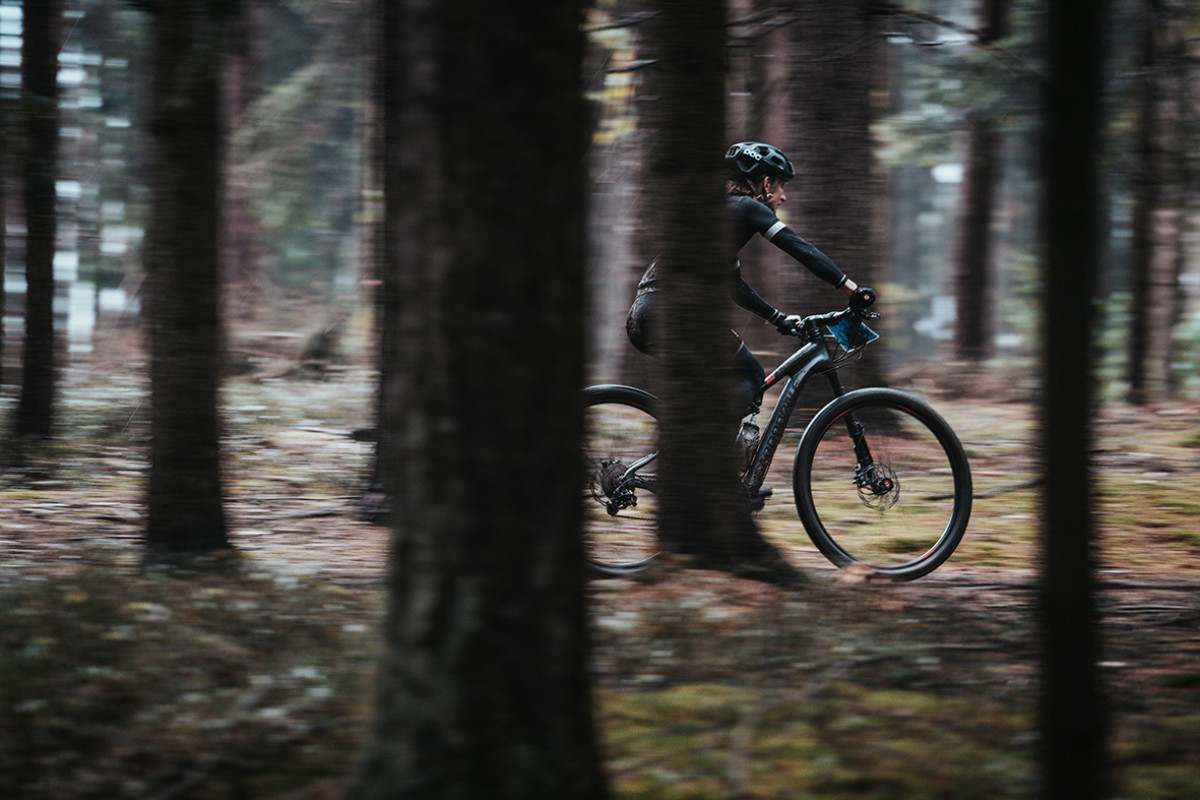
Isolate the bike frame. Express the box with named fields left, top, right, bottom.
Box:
left=610, top=309, right=876, bottom=503
left=741, top=315, right=853, bottom=496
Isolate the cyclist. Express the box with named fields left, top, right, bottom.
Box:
left=625, top=140, right=875, bottom=417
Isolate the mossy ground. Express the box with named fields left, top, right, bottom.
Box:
left=3, top=354, right=1200, bottom=798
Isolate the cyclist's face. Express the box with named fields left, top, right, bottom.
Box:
left=764, top=178, right=787, bottom=212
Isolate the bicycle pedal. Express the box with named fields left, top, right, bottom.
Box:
left=749, top=487, right=773, bottom=512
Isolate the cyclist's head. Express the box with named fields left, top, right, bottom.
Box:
left=725, top=141, right=795, bottom=187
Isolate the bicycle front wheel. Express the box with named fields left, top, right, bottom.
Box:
left=793, top=388, right=972, bottom=581
left=581, top=385, right=660, bottom=576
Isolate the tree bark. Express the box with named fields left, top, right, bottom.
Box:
left=1126, top=0, right=1161, bottom=405
left=144, top=0, right=233, bottom=551
left=787, top=1, right=885, bottom=387
left=951, top=0, right=1011, bottom=362
left=15, top=0, right=61, bottom=439
left=1038, top=0, right=1109, bottom=796
left=0, top=89, right=7, bottom=391
left=640, top=0, right=796, bottom=580
left=361, top=0, right=399, bottom=521
left=346, top=1, right=608, bottom=797
left=222, top=0, right=263, bottom=322
left=953, top=109, right=999, bottom=359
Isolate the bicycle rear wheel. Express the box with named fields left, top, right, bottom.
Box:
left=793, top=388, right=972, bottom=581
left=581, top=385, right=660, bottom=576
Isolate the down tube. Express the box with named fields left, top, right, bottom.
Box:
left=744, top=348, right=832, bottom=493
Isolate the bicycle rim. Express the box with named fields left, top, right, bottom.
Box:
left=794, top=389, right=971, bottom=581
left=581, top=389, right=660, bottom=575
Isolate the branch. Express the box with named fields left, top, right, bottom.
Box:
left=605, top=59, right=658, bottom=74
left=728, top=15, right=800, bottom=48
left=583, top=11, right=658, bottom=34
left=877, top=3, right=1041, bottom=79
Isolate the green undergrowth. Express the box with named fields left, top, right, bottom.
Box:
left=598, top=683, right=1035, bottom=800
left=0, top=554, right=383, bottom=800
left=2, top=552, right=1200, bottom=799
left=1099, top=477, right=1200, bottom=550
left=5, top=368, right=1200, bottom=798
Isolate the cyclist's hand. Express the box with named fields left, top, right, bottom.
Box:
left=774, top=313, right=803, bottom=334
left=850, top=286, right=876, bottom=311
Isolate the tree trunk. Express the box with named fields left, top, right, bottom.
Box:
left=1126, top=0, right=1160, bottom=405
left=15, top=0, right=61, bottom=439
left=726, top=1, right=799, bottom=358
left=952, top=0, right=1011, bottom=363
left=1038, top=0, right=1109, bottom=796
left=787, top=1, right=885, bottom=387
left=360, top=0, right=398, bottom=521
left=144, top=0, right=233, bottom=552
left=640, top=0, right=796, bottom=580
left=953, top=109, right=999, bottom=359
left=0, top=89, right=7, bottom=391
left=222, top=1, right=263, bottom=322
left=346, top=1, right=607, bottom=797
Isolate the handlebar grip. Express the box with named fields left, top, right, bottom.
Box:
left=850, top=286, right=876, bottom=311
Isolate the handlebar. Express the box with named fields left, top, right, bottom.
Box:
left=778, top=286, right=878, bottom=338
left=796, top=306, right=878, bottom=331
left=779, top=306, right=881, bottom=355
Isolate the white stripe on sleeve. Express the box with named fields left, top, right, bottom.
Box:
left=764, top=220, right=786, bottom=240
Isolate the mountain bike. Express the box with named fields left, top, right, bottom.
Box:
left=581, top=305, right=972, bottom=582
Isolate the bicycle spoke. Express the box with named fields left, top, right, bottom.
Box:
left=795, top=389, right=970, bottom=580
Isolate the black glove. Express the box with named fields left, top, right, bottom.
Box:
left=850, top=286, right=876, bottom=311
left=772, top=311, right=803, bottom=334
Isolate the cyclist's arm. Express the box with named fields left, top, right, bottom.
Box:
left=732, top=272, right=777, bottom=320
left=764, top=225, right=847, bottom=288
left=739, top=198, right=848, bottom=288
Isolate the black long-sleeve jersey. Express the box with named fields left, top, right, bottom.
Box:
left=727, top=195, right=846, bottom=319
left=635, top=195, right=846, bottom=321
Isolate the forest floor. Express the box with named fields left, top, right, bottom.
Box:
left=3, top=331, right=1200, bottom=799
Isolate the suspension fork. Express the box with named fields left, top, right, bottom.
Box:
left=824, top=364, right=875, bottom=472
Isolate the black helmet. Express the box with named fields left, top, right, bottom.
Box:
left=725, top=141, right=795, bottom=183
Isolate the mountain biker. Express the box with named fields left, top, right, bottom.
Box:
left=625, top=140, right=876, bottom=417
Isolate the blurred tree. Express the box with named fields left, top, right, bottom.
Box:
left=222, top=0, right=264, bottom=318
left=15, top=0, right=61, bottom=439
left=139, top=0, right=238, bottom=551
left=1159, top=2, right=1196, bottom=397
left=872, top=3, right=1043, bottom=365
left=0, top=85, right=6, bottom=391
left=953, top=0, right=1010, bottom=360
left=638, top=0, right=796, bottom=579
left=346, top=0, right=607, bottom=796
left=1126, top=0, right=1163, bottom=405
left=725, top=1, right=800, bottom=358
left=1125, top=0, right=1194, bottom=403
left=1038, top=0, right=1109, bottom=795
left=230, top=0, right=367, bottom=295
left=69, top=0, right=149, bottom=316
left=359, top=0, right=396, bottom=521
left=787, top=1, right=885, bottom=387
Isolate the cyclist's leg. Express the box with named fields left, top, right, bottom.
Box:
left=731, top=332, right=765, bottom=417
left=625, top=291, right=658, bottom=354
left=731, top=332, right=772, bottom=508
